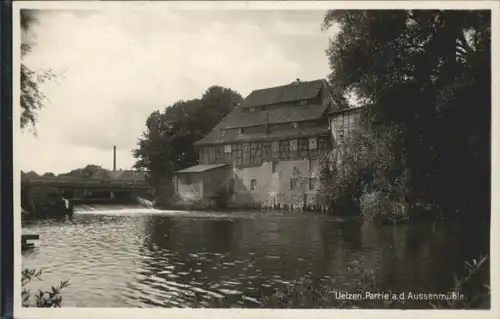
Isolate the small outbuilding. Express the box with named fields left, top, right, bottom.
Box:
left=175, top=164, right=231, bottom=207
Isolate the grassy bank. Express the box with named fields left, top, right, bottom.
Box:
left=258, top=255, right=490, bottom=309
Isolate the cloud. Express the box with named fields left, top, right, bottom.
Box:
left=19, top=7, right=332, bottom=174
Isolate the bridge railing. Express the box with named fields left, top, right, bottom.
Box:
left=22, top=178, right=148, bottom=187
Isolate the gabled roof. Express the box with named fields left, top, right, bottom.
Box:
left=223, top=103, right=327, bottom=129
left=193, top=103, right=328, bottom=146
left=176, top=164, right=229, bottom=174
left=240, top=79, right=324, bottom=108
left=193, top=79, right=336, bottom=146
left=195, top=126, right=329, bottom=146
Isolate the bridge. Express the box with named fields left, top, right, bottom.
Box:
left=22, top=176, right=152, bottom=218
left=22, top=178, right=149, bottom=191
left=21, top=149, right=153, bottom=217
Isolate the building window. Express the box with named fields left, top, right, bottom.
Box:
left=238, top=128, right=243, bottom=134
left=224, top=144, right=231, bottom=153
left=249, top=107, right=256, bottom=113
left=250, top=179, right=257, bottom=191
left=290, top=178, right=297, bottom=190
left=309, top=178, right=317, bottom=190
left=292, top=122, right=298, bottom=129
left=272, top=160, right=278, bottom=173
left=184, top=174, right=191, bottom=184
left=337, top=116, right=344, bottom=128
left=271, top=140, right=279, bottom=152
left=289, top=139, right=298, bottom=151
left=299, top=100, right=307, bottom=106
left=309, top=158, right=318, bottom=172
left=215, top=146, right=224, bottom=160
left=279, top=140, right=290, bottom=159
left=221, top=129, right=226, bottom=137
left=308, top=137, right=318, bottom=150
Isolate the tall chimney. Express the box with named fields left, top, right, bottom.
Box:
left=113, top=146, right=116, bottom=171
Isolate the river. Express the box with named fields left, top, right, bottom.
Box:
left=21, top=208, right=489, bottom=308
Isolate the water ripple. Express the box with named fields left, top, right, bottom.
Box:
left=21, top=209, right=462, bottom=308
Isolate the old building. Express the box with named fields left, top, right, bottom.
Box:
left=327, top=106, right=363, bottom=168
left=174, top=79, right=362, bottom=209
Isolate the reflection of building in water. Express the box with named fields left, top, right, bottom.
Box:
left=237, top=215, right=322, bottom=250
left=174, top=79, right=362, bottom=209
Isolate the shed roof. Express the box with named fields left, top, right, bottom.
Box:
left=175, top=164, right=229, bottom=174
left=326, top=106, right=363, bottom=116
left=241, top=79, right=324, bottom=108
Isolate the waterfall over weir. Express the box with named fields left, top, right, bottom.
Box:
left=73, top=197, right=156, bottom=214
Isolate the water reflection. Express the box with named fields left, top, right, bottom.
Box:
left=21, top=210, right=489, bottom=308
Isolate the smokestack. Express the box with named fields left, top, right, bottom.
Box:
left=113, top=146, right=116, bottom=171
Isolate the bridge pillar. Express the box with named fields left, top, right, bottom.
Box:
left=110, top=192, right=115, bottom=199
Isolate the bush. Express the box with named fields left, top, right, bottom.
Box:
left=260, top=256, right=490, bottom=309
left=21, top=186, right=67, bottom=220
left=319, top=122, right=410, bottom=220
left=430, top=255, right=490, bottom=309
left=21, top=268, right=70, bottom=307
left=360, top=191, right=408, bottom=223
left=259, top=262, right=404, bottom=309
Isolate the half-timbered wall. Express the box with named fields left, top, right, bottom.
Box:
left=221, top=118, right=327, bottom=137
left=198, top=135, right=330, bottom=168
left=329, top=108, right=363, bottom=168
left=331, top=110, right=362, bottom=146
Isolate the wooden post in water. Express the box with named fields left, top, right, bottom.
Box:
left=62, top=197, right=74, bottom=218
left=22, top=234, right=39, bottom=250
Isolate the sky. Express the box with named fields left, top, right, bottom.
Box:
left=19, top=6, right=338, bottom=175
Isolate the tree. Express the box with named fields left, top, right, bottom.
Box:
left=20, top=11, right=69, bottom=307
left=322, top=10, right=490, bottom=221
left=132, top=86, right=243, bottom=204
left=20, top=9, right=55, bottom=131
left=59, top=164, right=107, bottom=179
left=21, top=170, right=40, bottom=180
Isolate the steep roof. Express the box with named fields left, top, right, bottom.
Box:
left=194, top=79, right=335, bottom=146
left=194, top=103, right=328, bottom=146
left=176, top=164, right=229, bottom=174
left=223, top=103, right=327, bottom=129
left=195, top=126, right=329, bottom=146
left=241, top=79, right=324, bottom=108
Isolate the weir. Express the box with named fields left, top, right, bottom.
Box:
left=64, top=193, right=154, bottom=216
left=73, top=202, right=154, bottom=213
